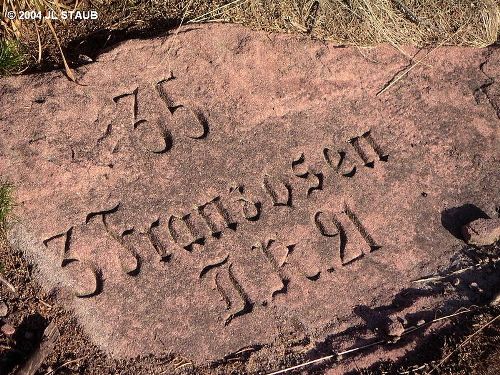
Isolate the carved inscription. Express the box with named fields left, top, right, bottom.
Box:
left=315, top=204, right=380, bottom=265
left=200, top=257, right=253, bottom=325
left=348, top=130, right=389, bottom=167
left=110, top=79, right=210, bottom=156
left=43, top=226, right=101, bottom=298
left=168, top=214, right=204, bottom=251
left=198, top=196, right=238, bottom=238
left=229, top=185, right=262, bottom=221
left=42, top=127, right=389, bottom=324
left=263, top=175, right=293, bottom=206
left=291, top=153, right=324, bottom=196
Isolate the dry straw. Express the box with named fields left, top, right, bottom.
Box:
left=1, top=0, right=79, bottom=77
left=1, top=1, right=499, bottom=56
left=194, top=0, right=500, bottom=47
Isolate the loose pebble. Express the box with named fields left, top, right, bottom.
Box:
left=0, top=301, right=8, bottom=317
left=1, top=323, right=16, bottom=336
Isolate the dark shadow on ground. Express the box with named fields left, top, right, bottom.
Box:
left=0, top=313, right=48, bottom=374
left=32, top=17, right=202, bottom=74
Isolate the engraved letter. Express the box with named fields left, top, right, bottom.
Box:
left=197, top=196, right=237, bottom=238
left=348, top=130, right=389, bottom=168
left=314, top=205, right=381, bottom=266
left=229, top=185, right=261, bottom=222
left=263, top=175, right=292, bottom=207
left=168, top=213, right=204, bottom=251
left=199, top=257, right=253, bottom=325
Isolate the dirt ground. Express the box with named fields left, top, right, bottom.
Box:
left=1, top=230, right=499, bottom=374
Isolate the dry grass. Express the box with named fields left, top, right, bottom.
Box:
left=0, top=1, right=499, bottom=72
left=187, top=0, right=500, bottom=47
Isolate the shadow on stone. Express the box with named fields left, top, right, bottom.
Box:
left=441, top=204, right=489, bottom=240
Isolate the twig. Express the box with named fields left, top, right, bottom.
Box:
left=0, top=274, right=16, bottom=293
left=425, top=313, right=500, bottom=374
left=38, top=299, right=53, bottom=309
left=411, top=267, right=471, bottom=283
left=265, top=353, right=336, bottom=375
left=265, top=307, right=476, bottom=375
left=377, top=14, right=474, bottom=96
left=266, top=339, right=385, bottom=375
left=392, top=0, right=419, bottom=24
left=411, top=258, right=500, bottom=284
left=44, top=356, right=87, bottom=375
left=400, top=307, right=473, bottom=336
left=188, top=0, right=247, bottom=23
left=16, top=321, right=60, bottom=375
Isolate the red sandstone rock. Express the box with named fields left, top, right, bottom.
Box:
left=462, top=218, right=500, bottom=246
left=0, top=24, right=499, bottom=372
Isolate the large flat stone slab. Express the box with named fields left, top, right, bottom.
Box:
left=0, top=24, right=499, bottom=364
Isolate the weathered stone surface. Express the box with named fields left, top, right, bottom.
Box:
left=462, top=218, right=500, bottom=246
left=0, top=24, right=499, bottom=365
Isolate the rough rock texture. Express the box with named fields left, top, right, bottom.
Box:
left=0, top=24, right=499, bottom=368
left=462, top=218, right=500, bottom=246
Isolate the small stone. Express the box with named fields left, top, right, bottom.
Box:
left=417, top=319, right=426, bottom=326
left=78, top=54, right=93, bottom=63
left=1, top=323, right=16, bottom=336
left=0, top=301, right=8, bottom=317
left=386, top=317, right=405, bottom=338
left=470, top=282, right=484, bottom=293
left=490, top=292, right=500, bottom=306
left=461, top=218, right=500, bottom=246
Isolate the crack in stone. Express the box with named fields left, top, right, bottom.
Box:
left=474, top=48, right=499, bottom=119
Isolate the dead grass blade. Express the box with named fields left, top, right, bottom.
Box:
left=377, top=11, right=476, bottom=96
left=0, top=274, right=16, bottom=293
left=34, top=23, right=42, bottom=64
left=265, top=307, right=476, bottom=375
left=188, top=0, right=248, bottom=23
left=44, top=17, right=75, bottom=81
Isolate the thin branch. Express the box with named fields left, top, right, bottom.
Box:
left=265, top=307, right=476, bottom=375
left=44, top=355, right=87, bottom=375
left=0, top=274, right=16, bottom=293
